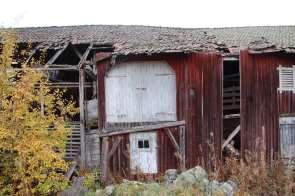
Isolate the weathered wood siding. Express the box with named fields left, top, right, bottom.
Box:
left=240, top=50, right=295, bottom=160
left=85, top=131, right=100, bottom=168
left=96, top=52, right=223, bottom=175
left=105, top=61, right=176, bottom=123
left=166, top=53, right=223, bottom=168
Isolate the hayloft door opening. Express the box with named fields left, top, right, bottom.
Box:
left=105, top=61, right=176, bottom=124
left=129, top=132, right=158, bottom=173
left=222, top=57, right=241, bottom=155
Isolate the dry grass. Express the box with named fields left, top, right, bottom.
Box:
left=87, top=135, right=295, bottom=195
left=210, top=135, right=295, bottom=196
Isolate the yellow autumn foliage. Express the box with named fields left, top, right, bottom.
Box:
left=0, top=31, right=78, bottom=195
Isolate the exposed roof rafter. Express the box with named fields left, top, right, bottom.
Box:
left=46, top=43, right=69, bottom=65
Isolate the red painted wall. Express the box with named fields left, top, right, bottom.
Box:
left=240, top=50, right=295, bottom=160
left=96, top=52, right=223, bottom=176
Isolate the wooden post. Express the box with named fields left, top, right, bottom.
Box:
left=222, top=125, right=240, bottom=149
left=179, top=125, right=186, bottom=170
left=79, top=68, right=86, bottom=168
left=101, top=137, right=109, bottom=185
left=40, top=93, right=45, bottom=117
left=77, top=43, right=93, bottom=168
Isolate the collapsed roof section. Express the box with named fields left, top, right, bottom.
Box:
left=3, top=25, right=295, bottom=55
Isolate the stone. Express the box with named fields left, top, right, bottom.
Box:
left=105, top=185, right=115, bottom=195
left=205, top=180, right=225, bottom=195
left=122, top=179, right=143, bottom=186
left=174, top=166, right=209, bottom=190
left=220, top=180, right=237, bottom=196
left=164, top=169, right=178, bottom=185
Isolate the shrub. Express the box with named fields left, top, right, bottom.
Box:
left=83, top=169, right=101, bottom=191
left=0, top=30, right=77, bottom=195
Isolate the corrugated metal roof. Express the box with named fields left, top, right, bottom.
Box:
left=5, top=25, right=295, bottom=54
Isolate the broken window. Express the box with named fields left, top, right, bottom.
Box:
left=279, top=117, right=295, bottom=165
left=278, top=65, right=295, bottom=92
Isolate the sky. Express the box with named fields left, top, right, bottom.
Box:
left=1, top=0, right=295, bottom=28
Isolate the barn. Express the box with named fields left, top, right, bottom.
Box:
left=96, top=52, right=222, bottom=182
left=6, top=25, right=295, bottom=181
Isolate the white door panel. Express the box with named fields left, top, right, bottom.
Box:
left=105, top=61, right=176, bottom=123
left=129, top=132, right=157, bottom=173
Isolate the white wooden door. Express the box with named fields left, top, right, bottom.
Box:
left=129, top=132, right=158, bottom=173
left=105, top=61, right=176, bottom=123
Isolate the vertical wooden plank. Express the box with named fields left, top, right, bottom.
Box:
left=179, top=125, right=186, bottom=170
left=101, top=137, right=109, bottom=185
left=79, top=68, right=86, bottom=168
left=183, top=61, right=189, bottom=165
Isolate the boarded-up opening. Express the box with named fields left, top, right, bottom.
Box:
left=279, top=116, right=295, bottom=167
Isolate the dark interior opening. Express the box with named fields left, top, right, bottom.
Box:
left=54, top=46, right=81, bottom=65
left=223, top=58, right=241, bottom=155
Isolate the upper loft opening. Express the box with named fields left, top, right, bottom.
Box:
left=223, top=58, right=240, bottom=115
left=223, top=57, right=240, bottom=155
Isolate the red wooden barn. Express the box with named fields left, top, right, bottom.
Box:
left=96, top=53, right=222, bottom=180
left=10, top=25, right=295, bottom=180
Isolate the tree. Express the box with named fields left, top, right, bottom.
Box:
left=0, top=31, right=78, bottom=195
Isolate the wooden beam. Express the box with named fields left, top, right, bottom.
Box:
left=107, top=137, right=122, bottom=160
left=100, top=137, right=109, bottom=185
left=46, top=43, right=69, bottom=65
left=165, top=128, right=180, bottom=151
left=223, top=113, right=240, bottom=119
left=179, top=125, right=186, bottom=170
left=65, top=162, right=78, bottom=180
left=100, top=120, right=186, bottom=137
left=79, top=68, right=86, bottom=168
left=24, top=44, right=40, bottom=65
left=78, top=43, right=93, bottom=69
left=222, top=125, right=240, bottom=149
left=7, top=66, right=77, bottom=72
left=34, top=82, right=92, bottom=88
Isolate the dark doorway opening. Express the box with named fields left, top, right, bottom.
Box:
left=223, top=57, right=240, bottom=156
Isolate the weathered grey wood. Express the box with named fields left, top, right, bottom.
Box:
left=84, top=67, right=96, bottom=80
left=100, top=137, right=109, bottom=185
left=35, top=82, right=92, bottom=88
left=7, top=66, right=77, bottom=72
left=78, top=43, right=93, bottom=69
left=46, top=43, right=69, bottom=65
left=179, top=125, right=186, bottom=170
left=24, top=44, right=40, bottom=65
left=65, top=162, right=78, bottom=180
left=100, top=120, right=185, bottom=137
left=118, top=144, right=121, bottom=173
left=79, top=68, right=86, bottom=168
left=223, top=113, right=240, bottom=119
left=222, top=125, right=240, bottom=149
left=165, top=128, right=180, bottom=151
left=107, top=137, right=122, bottom=160
left=105, top=61, right=176, bottom=123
